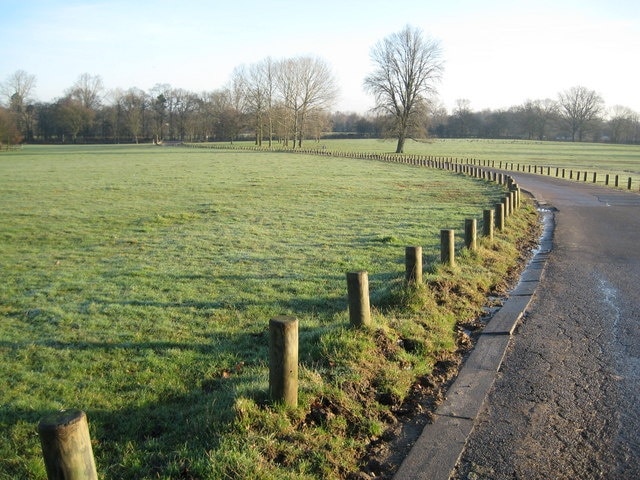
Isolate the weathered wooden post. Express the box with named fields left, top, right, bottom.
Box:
left=509, top=190, right=517, bottom=212
left=483, top=209, right=494, bottom=240
left=593, top=172, right=597, bottom=183
left=405, top=246, right=422, bottom=284
left=346, top=271, right=371, bottom=328
left=269, top=316, right=298, bottom=407
left=440, top=229, right=455, bottom=266
left=464, top=219, right=477, bottom=251
left=502, top=196, right=510, bottom=218
left=495, top=203, right=505, bottom=231
left=615, top=175, right=619, bottom=187
left=628, top=177, right=632, bottom=190
left=38, top=409, right=98, bottom=480
left=605, top=174, right=610, bottom=185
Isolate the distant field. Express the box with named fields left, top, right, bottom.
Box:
left=0, top=144, right=519, bottom=479
left=221, top=138, right=640, bottom=186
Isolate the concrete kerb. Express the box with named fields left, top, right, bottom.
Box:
left=393, top=198, right=556, bottom=480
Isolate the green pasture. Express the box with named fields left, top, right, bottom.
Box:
left=0, top=144, right=534, bottom=479
left=223, top=138, right=640, bottom=186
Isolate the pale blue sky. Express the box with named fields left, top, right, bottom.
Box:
left=1, top=0, right=639, bottom=113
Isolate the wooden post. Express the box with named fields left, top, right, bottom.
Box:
left=346, top=271, right=371, bottom=328
left=605, top=174, right=610, bottom=185
left=502, top=196, right=510, bottom=218
left=38, top=409, right=98, bottom=480
left=593, top=172, right=597, bottom=183
left=615, top=175, right=619, bottom=187
left=269, top=316, right=298, bottom=406
left=464, top=219, right=477, bottom=251
left=483, top=209, right=494, bottom=240
left=440, top=229, right=455, bottom=266
left=495, top=203, right=505, bottom=231
left=405, top=246, right=422, bottom=284
left=628, top=177, right=632, bottom=190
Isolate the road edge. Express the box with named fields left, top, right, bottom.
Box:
left=393, top=198, right=555, bottom=480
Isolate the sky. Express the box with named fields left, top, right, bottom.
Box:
left=1, top=0, right=639, bottom=114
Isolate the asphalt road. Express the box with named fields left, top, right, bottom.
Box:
left=452, top=173, right=640, bottom=479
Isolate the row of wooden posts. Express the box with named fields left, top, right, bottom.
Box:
left=188, top=142, right=639, bottom=192
left=36, top=158, right=521, bottom=479
left=270, top=176, right=521, bottom=407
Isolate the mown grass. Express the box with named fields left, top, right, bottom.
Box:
left=0, top=144, right=537, bottom=479
left=221, top=138, right=640, bottom=187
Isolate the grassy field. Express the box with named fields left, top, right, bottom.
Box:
left=220, top=138, right=640, bottom=187
left=0, top=143, right=537, bottom=479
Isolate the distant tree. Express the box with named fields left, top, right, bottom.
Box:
left=239, top=58, right=277, bottom=146
left=519, top=99, right=558, bottom=140
left=56, top=97, right=92, bottom=142
left=64, top=74, right=104, bottom=138
left=149, top=84, right=173, bottom=142
left=276, top=56, right=338, bottom=148
left=451, top=99, right=473, bottom=137
left=607, top=105, right=638, bottom=144
left=69, top=73, right=104, bottom=110
left=1, top=70, right=37, bottom=140
left=558, top=86, right=604, bottom=141
left=0, top=106, right=22, bottom=147
left=172, top=88, right=199, bottom=141
left=117, top=87, right=148, bottom=143
left=364, top=25, right=443, bottom=153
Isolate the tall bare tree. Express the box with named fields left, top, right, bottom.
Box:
left=276, top=56, right=338, bottom=148
left=558, top=86, right=603, bottom=142
left=1, top=70, right=37, bottom=140
left=69, top=73, right=104, bottom=110
left=520, top=99, right=558, bottom=140
left=117, top=87, right=148, bottom=143
left=364, top=25, right=443, bottom=153
left=608, top=105, right=637, bottom=144
left=240, top=58, right=277, bottom=146
left=64, top=73, right=104, bottom=138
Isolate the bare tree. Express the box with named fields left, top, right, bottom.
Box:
left=364, top=25, right=443, bottom=153
left=63, top=73, right=104, bottom=138
left=68, top=73, right=104, bottom=110
left=276, top=56, right=338, bottom=148
left=0, top=70, right=36, bottom=107
left=117, top=87, right=148, bottom=143
left=1, top=70, right=37, bottom=140
left=241, top=58, right=277, bottom=146
left=558, top=86, right=604, bottom=142
left=608, top=105, right=637, bottom=144
left=452, top=98, right=473, bottom=138
left=520, top=99, right=558, bottom=140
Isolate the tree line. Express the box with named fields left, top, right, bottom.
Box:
left=0, top=57, right=338, bottom=147
left=1, top=35, right=638, bottom=147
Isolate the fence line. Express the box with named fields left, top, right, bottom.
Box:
left=183, top=142, right=640, bottom=192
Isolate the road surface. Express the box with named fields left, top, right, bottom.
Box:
left=453, top=172, right=640, bottom=479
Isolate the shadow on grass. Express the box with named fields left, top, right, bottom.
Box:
left=2, top=379, right=246, bottom=478
left=3, top=269, right=407, bottom=478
